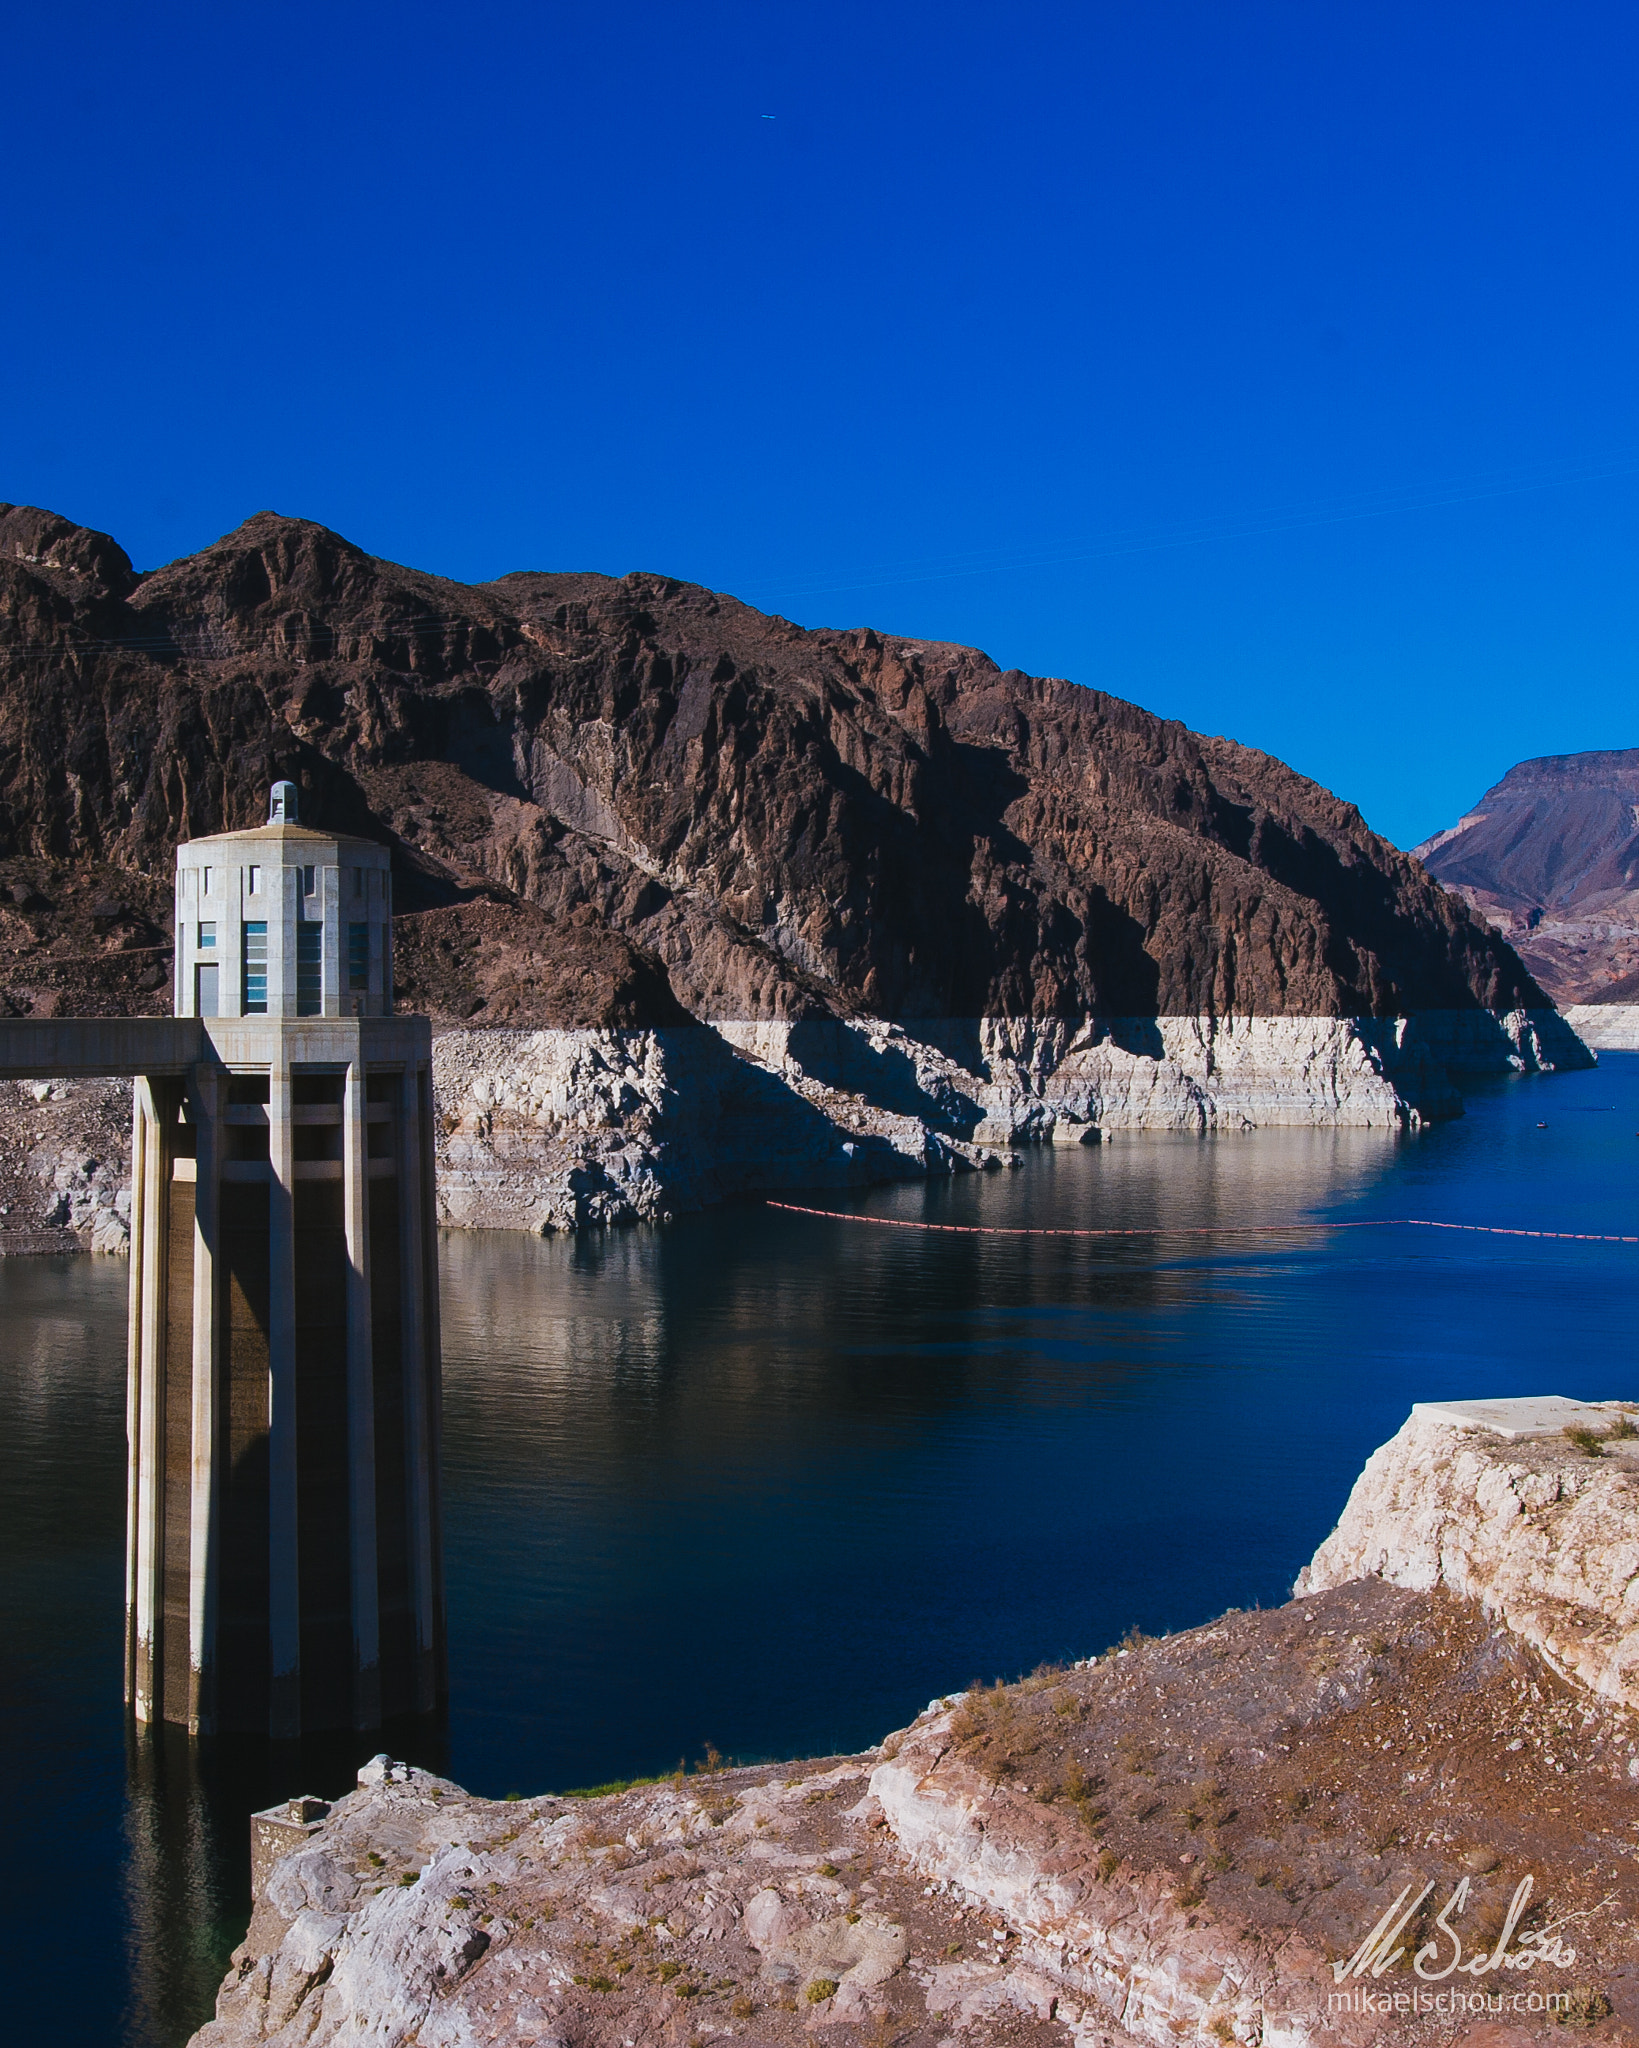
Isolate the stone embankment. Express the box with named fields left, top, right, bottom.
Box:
left=0, top=1005, right=1592, bottom=1244
left=429, top=1006, right=1585, bottom=1232
left=1562, top=1005, right=1639, bottom=1052
left=195, top=1398, right=1639, bottom=2048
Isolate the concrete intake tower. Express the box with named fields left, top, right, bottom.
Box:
left=0, top=784, right=445, bottom=1738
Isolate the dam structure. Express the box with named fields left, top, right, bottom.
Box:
left=0, top=784, right=445, bottom=1738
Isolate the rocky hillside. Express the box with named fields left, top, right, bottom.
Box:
left=0, top=499, right=1546, bottom=1029
left=0, top=502, right=1593, bottom=1240
left=194, top=1402, right=1639, bottom=2048
left=1415, top=750, right=1639, bottom=1004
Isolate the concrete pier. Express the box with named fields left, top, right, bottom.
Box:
left=0, top=784, right=445, bottom=1736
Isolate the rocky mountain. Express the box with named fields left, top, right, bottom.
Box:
left=0, top=500, right=1549, bottom=1025
left=0, top=501, right=1591, bottom=1237
left=1415, top=750, right=1639, bottom=1004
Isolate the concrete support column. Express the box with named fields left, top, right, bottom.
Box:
left=186, top=1062, right=222, bottom=1736
left=130, top=1079, right=171, bottom=1724
left=397, top=1057, right=438, bottom=1712
left=267, top=1045, right=300, bottom=1738
left=124, top=1082, right=148, bottom=1711
left=343, top=1047, right=380, bottom=1727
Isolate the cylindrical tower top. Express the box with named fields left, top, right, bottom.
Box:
left=174, top=787, right=394, bottom=1020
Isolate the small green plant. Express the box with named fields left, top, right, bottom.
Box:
left=943, top=1941, right=963, bottom=1957
left=1553, top=1987, right=1614, bottom=2028
left=818, top=1862, right=840, bottom=1878
left=1208, top=2016, right=1237, bottom=2045
left=397, top=1870, right=417, bottom=1887
left=656, top=1960, right=681, bottom=1981
left=1605, top=1413, right=1639, bottom=1440
left=731, top=1995, right=757, bottom=2020
left=562, top=1770, right=668, bottom=1799
left=675, top=1981, right=700, bottom=1998
left=846, top=1910, right=862, bottom=1924
left=807, top=1979, right=839, bottom=2004
left=366, top=1851, right=384, bottom=1867
left=1565, top=1426, right=1607, bottom=1458
left=1097, top=1849, right=1119, bottom=1881
left=588, top=1975, right=614, bottom=1993
left=504, top=1790, right=522, bottom=1802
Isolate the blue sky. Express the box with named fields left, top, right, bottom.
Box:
left=4, top=0, right=1636, bottom=849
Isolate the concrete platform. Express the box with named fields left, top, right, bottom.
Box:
left=1411, top=1394, right=1636, bottom=1438
left=0, top=1016, right=204, bottom=1078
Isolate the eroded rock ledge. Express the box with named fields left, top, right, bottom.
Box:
left=431, top=1006, right=1584, bottom=1233
left=196, top=1403, right=1639, bottom=2048
left=1, top=1005, right=1587, bottom=1246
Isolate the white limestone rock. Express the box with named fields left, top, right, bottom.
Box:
left=1563, top=1002, right=1639, bottom=1051
left=429, top=1007, right=1591, bottom=1232
left=1296, top=1399, right=1639, bottom=1709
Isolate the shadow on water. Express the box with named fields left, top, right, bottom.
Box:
left=119, top=1717, right=446, bottom=2048
left=4, top=1056, right=1639, bottom=2043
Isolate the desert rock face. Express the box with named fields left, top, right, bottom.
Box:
left=1299, top=1402, right=1639, bottom=1712
left=0, top=500, right=1549, bottom=1029
left=0, top=503, right=1594, bottom=1235
left=1416, top=750, right=1639, bottom=1005
left=195, top=1414, right=1639, bottom=2048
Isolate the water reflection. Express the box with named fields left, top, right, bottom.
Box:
left=5, top=1065, right=1638, bottom=2045
left=118, top=1718, right=447, bottom=2048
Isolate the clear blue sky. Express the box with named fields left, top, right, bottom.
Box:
left=4, top=1, right=1636, bottom=849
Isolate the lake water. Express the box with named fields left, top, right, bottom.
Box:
left=4, top=1054, right=1637, bottom=2045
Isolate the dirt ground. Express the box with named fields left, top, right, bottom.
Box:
left=199, top=1579, right=1639, bottom=2048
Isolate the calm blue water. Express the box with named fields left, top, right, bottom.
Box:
left=3, top=1054, right=1636, bottom=2044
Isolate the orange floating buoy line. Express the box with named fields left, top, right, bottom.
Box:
left=762, top=1201, right=1639, bottom=1247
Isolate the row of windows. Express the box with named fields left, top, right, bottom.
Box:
left=198, top=922, right=374, bottom=1015
left=182, top=865, right=385, bottom=900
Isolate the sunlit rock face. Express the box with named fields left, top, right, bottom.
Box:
left=0, top=501, right=1592, bottom=1231
left=1416, top=748, right=1639, bottom=1003
left=0, top=500, right=1550, bottom=1030
left=194, top=1406, right=1639, bottom=2048
left=1298, top=1398, right=1639, bottom=1712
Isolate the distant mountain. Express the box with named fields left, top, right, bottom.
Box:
left=1415, top=750, right=1639, bottom=1003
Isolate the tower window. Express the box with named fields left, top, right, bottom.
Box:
left=297, top=919, right=322, bottom=1015
left=198, top=921, right=216, bottom=949
left=246, top=865, right=261, bottom=896
left=201, top=868, right=212, bottom=896
left=301, top=865, right=316, bottom=897
left=353, top=867, right=365, bottom=898
left=348, top=922, right=369, bottom=991
left=242, top=922, right=268, bottom=1014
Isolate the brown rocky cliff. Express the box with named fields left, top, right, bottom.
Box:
left=0, top=501, right=1544, bottom=1029
left=1416, top=750, right=1639, bottom=1004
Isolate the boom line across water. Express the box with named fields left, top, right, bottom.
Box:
left=763, top=1201, right=1639, bottom=1246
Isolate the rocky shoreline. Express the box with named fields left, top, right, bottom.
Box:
left=0, top=1006, right=1592, bottom=1245
left=192, top=1398, right=1639, bottom=2048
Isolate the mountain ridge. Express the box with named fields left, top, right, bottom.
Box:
left=0, top=500, right=1547, bottom=1031
left=1414, top=749, right=1639, bottom=1004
